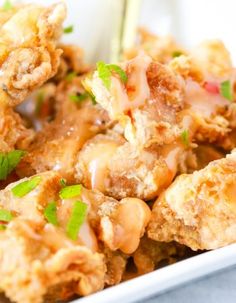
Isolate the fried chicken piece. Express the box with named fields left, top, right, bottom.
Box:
left=192, top=144, right=225, bottom=170
left=0, top=218, right=105, bottom=303
left=76, top=131, right=186, bottom=200
left=18, top=76, right=110, bottom=182
left=0, top=3, right=66, bottom=106
left=0, top=171, right=61, bottom=223
left=86, top=54, right=185, bottom=148
left=54, top=44, right=90, bottom=81
left=148, top=150, right=236, bottom=250
left=132, top=236, right=187, bottom=275
left=101, top=245, right=128, bottom=286
left=124, top=28, right=185, bottom=64
left=0, top=105, right=34, bottom=152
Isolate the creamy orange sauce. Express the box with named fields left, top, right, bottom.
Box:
left=185, top=80, right=228, bottom=118
left=83, top=140, right=120, bottom=192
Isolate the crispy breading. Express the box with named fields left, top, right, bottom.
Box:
left=17, top=77, right=109, bottom=182
left=148, top=150, right=236, bottom=250
left=76, top=131, right=186, bottom=200
left=0, top=3, right=66, bottom=106
left=86, top=54, right=185, bottom=148
left=132, top=236, right=187, bottom=275
left=124, top=28, right=185, bottom=64
left=0, top=219, right=105, bottom=303
left=0, top=171, right=61, bottom=223
left=0, top=106, right=34, bottom=152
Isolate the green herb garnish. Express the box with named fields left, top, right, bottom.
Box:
left=59, top=184, right=82, bottom=199
left=181, top=130, right=189, bottom=147
left=11, top=176, right=42, bottom=198
left=96, top=61, right=127, bottom=90
left=66, top=72, right=77, bottom=82
left=3, top=0, right=12, bottom=11
left=44, top=202, right=58, bottom=226
left=66, top=201, right=87, bottom=240
left=69, top=93, right=88, bottom=103
left=0, top=225, right=6, bottom=230
left=63, top=25, right=74, bottom=34
left=107, top=64, right=128, bottom=83
left=172, top=50, right=183, bottom=58
left=0, top=150, right=26, bottom=180
left=220, top=80, right=233, bottom=101
left=60, top=178, right=67, bottom=187
left=0, top=209, right=13, bottom=222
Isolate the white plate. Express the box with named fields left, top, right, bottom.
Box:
left=76, top=244, right=236, bottom=303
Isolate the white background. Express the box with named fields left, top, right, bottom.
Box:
left=6, top=0, right=236, bottom=63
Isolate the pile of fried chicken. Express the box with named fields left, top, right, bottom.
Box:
left=1, top=2, right=236, bottom=303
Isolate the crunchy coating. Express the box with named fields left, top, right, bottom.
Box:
left=148, top=150, right=236, bottom=250
left=0, top=106, right=34, bottom=152
left=0, top=3, right=66, bottom=106
left=18, top=76, right=109, bottom=182
left=76, top=132, right=183, bottom=200
left=0, top=219, right=105, bottom=303
left=132, top=236, right=187, bottom=275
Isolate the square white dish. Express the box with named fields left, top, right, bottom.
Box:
left=76, top=244, right=236, bottom=303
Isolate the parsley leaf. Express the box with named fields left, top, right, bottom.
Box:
left=107, top=64, right=128, bottom=83
left=172, top=51, right=183, bottom=58
left=97, top=61, right=112, bottom=89
left=3, top=0, right=12, bottom=11
left=63, top=25, right=74, bottom=34
left=60, top=178, right=67, bottom=187
left=59, top=184, right=82, bottom=199
left=44, top=202, right=58, bottom=226
left=181, top=130, right=189, bottom=147
left=11, top=176, right=42, bottom=198
left=69, top=93, right=88, bottom=103
left=220, top=80, right=233, bottom=101
left=97, top=61, right=128, bottom=90
left=66, top=201, right=87, bottom=240
left=66, top=72, right=77, bottom=82
left=0, top=209, right=13, bottom=222
left=0, top=150, right=26, bottom=180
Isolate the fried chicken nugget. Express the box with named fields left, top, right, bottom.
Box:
left=148, top=150, right=236, bottom=250
left=17, top=76, right=109, bottom=182
left=0, top=105, right=34, bottom=152
left=86, top=53, right=185, bottom=148
left=0, top=2, right=66, bottom=106
left=76, top=131, right=185, bottom=200
left=0, top=219, right=105, bottom=303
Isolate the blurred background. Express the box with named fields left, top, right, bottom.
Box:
left=11, top=0, right=236, bottom=62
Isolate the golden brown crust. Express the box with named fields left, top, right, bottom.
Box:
left=148, top=151, right=236, bottom=250
left=0, top=3, right=66, bottom=106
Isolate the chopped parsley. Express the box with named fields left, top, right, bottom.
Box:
left=11, top=176, right=42, bottom=198
left=66, top=72, right=77, bottom=82
left=172, top=50, right=183, bottom=58
left=0, top=150, right=26, bottom=180
left=107, top=64, right=128, bottom=83
left=3, top=0, right=12, bottom=11
left=96, top=61, right=127, bottom=90
left=220, top=80, right=233, bottom=101
left=60, top=178, right=67, bottom=187
left=44, top=202, right=58, bottom=226
left=69, top=93, right=88, bottom=103
left=63, top=25, right=74, bottom=34
left=66, top=201, right=87, bottom=240
left=181, top=130, right=189, bottom=147
left=59, top=184, right=82, bottom=199
left=0, top=209, right=13, bottom=222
